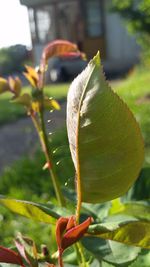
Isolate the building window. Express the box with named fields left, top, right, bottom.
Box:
left=85, top=0, right=103, bottom=37
left=29, top=5, right=56, bottom=44
left=36, top=7, right=51, bottom=43
left=28, top=8, right=36, bottom=42
left=57, top=1, right=79, bottom=41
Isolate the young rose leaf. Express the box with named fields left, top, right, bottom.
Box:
left=44, top=98, right=60, bottom=110
left=0, top=246, right=24, bottom=266
left=0, top=196, right=60, bottom=223
left=31, top=101, right=40, bottom=112
left=42, top=40, right=79, bottom=62
left=56, top=216, right=92, bottom=252
left=15, top=235, right=38, bottom=267
left=61, top=217, right=92, bottom=250
left=56, top=217, right=69, bottom=250
left=8, top=77, right=22, bottom=97
left=25, top=65, right=39, bottom=81
left=11, top=93, right=31, bottom=108
left=87, top=219, right=150, bottom=249
left=67, top=52, right=144, bottom=204
left=24, top=66, right=39, bottom=88
left=0, top=78, right=10, bottom=94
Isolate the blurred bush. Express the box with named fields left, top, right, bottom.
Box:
left=0, top=45, right=32, bottom=75
left=112, top=0, right=150, bottom=65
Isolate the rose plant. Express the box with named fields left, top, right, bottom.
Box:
left=0, top=40, right=149, bottom=267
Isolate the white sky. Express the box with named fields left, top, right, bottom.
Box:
left=0, top=0, right=32, bottom=48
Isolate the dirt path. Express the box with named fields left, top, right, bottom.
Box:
left=0, top=102, right=66, bottom=175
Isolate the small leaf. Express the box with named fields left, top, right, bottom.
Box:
left=42, top=40, right=78, bottom=62
left=61, top=217, right=92, bottom=250
left=11, top=93, right=31, bottom=108
left=15, top=234, right=38, bottom=267
left=44, top=98, right=60, bottom=110
left=0, top=196, right=60, bottom=223
left=25, top=65, right=39, bottom=81
left=66, top=216, right=76, bottom=231
left=67, top=52, right=144, bottom=203
left=0, top=78, right=9, bottom=94
left=59, top=51, right=86, bottom=60
left=87, top=219, right=150, bottom=249
left=56, top=216, right=92, bottom=251
left=31, top=101, right=40, bottom=112
left=8, top=77, right=22, bottom=97
left=24, top=72, right=36, bottom=88
left=56, top=217, right=69, bottom=250
left=0, top=246, right=24, bottom=266
left=24, top=66, right=39, bottom=88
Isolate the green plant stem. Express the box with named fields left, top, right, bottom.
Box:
left=30, top=111, right=65, bottom=206
left=75, top=242, right=88, bottom=267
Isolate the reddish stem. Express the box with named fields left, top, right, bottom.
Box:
left=58, top=250, right=64, bottom=267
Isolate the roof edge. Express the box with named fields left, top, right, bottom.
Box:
left=20, top=0, right=55, bottom=7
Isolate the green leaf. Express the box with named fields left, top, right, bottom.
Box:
left=11, top=94, right=31, bottom=108
left=44, top=98, right=60, bottom=110
left=0, top=196, right=60, bottom=224
left=110, top=200, right=150, bottom=221
left=67, top=52, right=144, bottom=203
left=129, top=250, right=150, bottom=267
left=82, top=202, right=111, bottom=221
left=87, top=219, right=150, bottom=249
left=82, top=237, right=140, bottom=266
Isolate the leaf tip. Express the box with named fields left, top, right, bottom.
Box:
left=93, top=51, right=101, bottom=66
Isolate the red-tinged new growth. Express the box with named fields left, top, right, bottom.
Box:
left=41, top=40, right=79, bottom=63
left=56, top=216, right=93, bottom=267
left=23, top=40, right=84, bottom=92
left=39, top=40, right=83, bottom=89
left=0, top=246, right=25, bottom=267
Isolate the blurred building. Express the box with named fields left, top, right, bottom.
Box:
left=20, top=0, right=140, bottom=76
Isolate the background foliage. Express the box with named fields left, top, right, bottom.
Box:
left=112, top=0, right=150, bottom=64
left=0, top=45, right=30, bottom=75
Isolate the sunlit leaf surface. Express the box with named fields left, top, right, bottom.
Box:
left=0, top=196, right=60, bottom=224
left=67, top=52, right=144, bottom=203
left=87, top=219, right=150, bottom=249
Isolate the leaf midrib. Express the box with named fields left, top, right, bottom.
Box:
left=75, top=59, right=99, bottom=219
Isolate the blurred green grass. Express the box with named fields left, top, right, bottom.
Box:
left=0, top=83, right=69, bottom=124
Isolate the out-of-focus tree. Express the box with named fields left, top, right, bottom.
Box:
left=0, top=45, right=31, bottom=75
left=112, top=0, right=150, bottom=64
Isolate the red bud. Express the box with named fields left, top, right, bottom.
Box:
left=62, top=217, right=93, bottom=250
